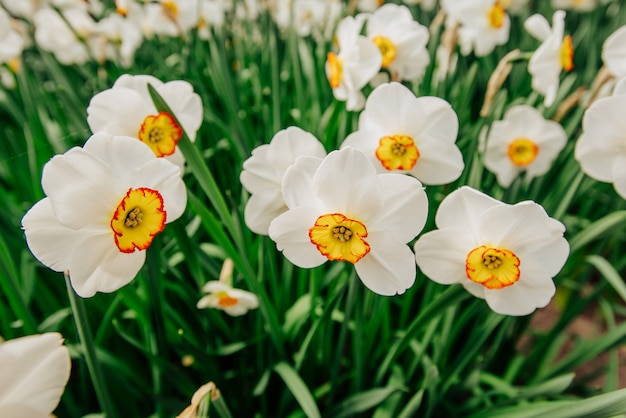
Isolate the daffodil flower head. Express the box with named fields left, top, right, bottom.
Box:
left=366, top=3, right=430, bottom=82
left=86, top=74, right=203, bottom=168
left=575, top=80, right=626, bottom=200
left=0, top=333, right=71, bottom=417
left=22, top=133, right=187, bottom=297
left=525, top=10, right=574, bottom=106
left=441, top=0, right=511, bottom=57
left=197, top=282, right=259, bottom=316
left=602, top=25, right=626, bottom=79
left=268, top=147, right=428, bottom=296
left=326, top=15, right=382, bottom=111
left=341, top=82, right=464, bottom=185
left=414, top=186, right=569, bottom=316
left=240, top=126, right=327, bottom=235
left=481, top=105, right=567, bottom=187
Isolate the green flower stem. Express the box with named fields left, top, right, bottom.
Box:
left=65, top=272, right=117, bottom=418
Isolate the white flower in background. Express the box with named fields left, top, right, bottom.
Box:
left=482, top=105, right=567, bottom=187
left=273, top=0, right=341, bottom=38
left=402, top=0, right=438, bottom=12
left=0, top=333, right=71, bottom=418
left=91, top=13, right=143, bottom=68
left=414, top=186, right=569, bottom=316
left=87, top=74, right=203, bottom=168
left=442, top=0, right=510, bottom=56
left=365, top=4, right=430, bottom=82
left=33, top=6, right=96, bottom=65
left=341, top=82, right=463, bottom=185
left=269, top=147, right=428, bottom=296
left=197, top=0, right=226, bottom=39
left=143, top=0, right=200, bottom=37
left=551, top=0, right=596, bottom=12
left=357, top=0, right=383, bottom=12
left=0, top=8, right=24, bottom=65
left=500, top=0, right=530, bottom=15
left=602, top=25, right=626, bottom=78
left=197, top=282, right=259, bottom=316
left=525, top=10, right=574, bottom=106
left=21, top=134, right=187, bottom=297
left=240, top=127, right=327, bottom=235
left=326, top=15, right=382, bottom=111
left=575, top=79, right=626, bottom=200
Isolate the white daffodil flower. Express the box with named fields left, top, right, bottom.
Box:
left=341, top=82, right=463, bottom=185
left=91, top=13, right=143, bottom=68
left=482, top=105, right=567, bottom=187
left=442, top=0, right=511, bottom=57
left=268, top=147, right=428, bottom=296
left=365, top=4, right=430, bottom=82
left=240, top=126, right=327, bottom=235
left=575, top=79, right=626, bottom=200
left=0, top=8, right=25, bottom=65
left=87, top=74, right=202, bottom=168
left=197, top=281, right=259, bottom=316
left=0, top=333, right=71, bottom=418
left=525, top=10, right=574, bottom=106
left=326, top=15, right=382, bottom=111
left=22, top=134, right=187, bottom=297
left=414, top=186, right=569, bottom=316
left=602, top=25, right=626, bottom=78
left=551, top=0, right=597, bottom=12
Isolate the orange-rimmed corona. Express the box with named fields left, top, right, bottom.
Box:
left=309, top=213, right=370, bottom=264
left=507, top=137, right=539, bottom=167
left=375, top=134, right=419, bottom=171
left=372, top=35, right=398, bottom=68
left=487, top=1, right=506, bottom=29
left=138, top=112, right=182, bottom=157
left=560, top=34, right=574, bottom=72
left=327, top=52, right=343, bottom=89
left=466, top=245, right=520, bottom=290
left=111, top=187, right=166, bottom=253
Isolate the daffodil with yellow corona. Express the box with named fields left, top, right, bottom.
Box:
left=268, top=147, right=428, bottom=296
left=22, top=133, right=187, bottom=297
left=414, top=186, right=569, bottom=316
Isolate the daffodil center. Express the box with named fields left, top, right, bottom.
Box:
left=488, top=1, right=506, bottom=29
left=111, top=188, right=166, bottom=253
left=372, top=35, right=397, bottom=67
left=162, top=0, right=179, bottom=18
left=466, top=245, right=520, bottom=289
left=327, top=52, right=343, bottom=89
left=375, top=134, right=419, bottom=171
left=217, top=292, right=239, bottom=307
left=138, top=112, right=182, bottom=157
left=309, top=213, right=370, bottom=264
left=507, top=137, right=538, bottom=167
left=560, top=34, right=574, bottom=72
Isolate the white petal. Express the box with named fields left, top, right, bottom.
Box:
left=86, top=87, right=151, bottom=137
left=240, top=145, right=279, bottom=193
left=410, top=138, right=464, bottom=185
left=313, top=148, right=383, bottom=219
left=367, top=173, right=428, bottom=243
left=130, top=159, right=186, bottom=222
left=68, top=234, right=146, bottom=297
left=612, top=154, right=626, bottom=200
left=266, top=127, right=326, bottom=174
left=244, top=188, right=286, bottom=235
left=21, top=198, right=93, bottom=272
left=157, top=80, right=203, bottom=140
left=524, top=14, right=552, bottom=42
left=201, top=281, right=231, bottom=293
left=603, top=25, right=626, bottom=77
left=268, top=207, right=327, bottom=268
left=414, top=229, right=473, bottom=285
left=359, top=82, right=418, bottom=132
left=83, top=133, right=156, bottom=177
left=484, top=280, right=555, bottom=316
left=435, top=186, right=503, bottom=234
left=281, top=156, right=324, bottom=209
left=355, top=231, right=416, bottom=295
left=0, top=333, right=70, bottom=415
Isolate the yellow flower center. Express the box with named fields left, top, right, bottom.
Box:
left=162, top=0, right=179, bottom=18
left=466, top=245, right=520, bottom=289
left=375, top=134, right=419, bottom=171
left=560, top=34, right=574, bottom=72
left=217, top=292, right=239, bottom=307
left=372, top=35, right=397, bottom=68
left=138, top=112, right=182, bottom=157
left=309, top=213, right=370, bottom=264
left=327, top=52, right=343, bottom=89
left=487, top=1, right=506, bottom=29
left=110, top=188, right=166, bottom=253
left=507, top=137, right=539, bottom=167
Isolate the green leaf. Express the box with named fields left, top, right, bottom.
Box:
left=274, top=362, right=321, bottom=418
left=330, top=386, right=407, bottom=418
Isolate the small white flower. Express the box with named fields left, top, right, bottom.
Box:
left=0, top=8, right=25, bottom=65
left=197, top=282, right=259, bottom=316
left=365, top=4, right=430, bottom=82
left=91, top=13, right=143, bottom=68
left=482, top=105, right=567, bottom=187
left=269, top=147, right=428, bottom=296
left=22, top=134, right=187, bottom=297
left=602, top=25, right=626, bottom=78
left=326, top=15, right=382, bottom=111
left=442, top=0, right=511, bottom=56
left=87, top=74, right=203, bottom=168
left=551, top=0, right=597, bottom=12
left=0, top=333, right=71, bottom=418
left=341, top=82, right=463, bottom=185
left=240, top=127, right=327, bottom=235
left=525, top=10, right=574, bottom=106
left=575, top=81, right=626, bottom=199
left=414, top=186, right=569, bottom=316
